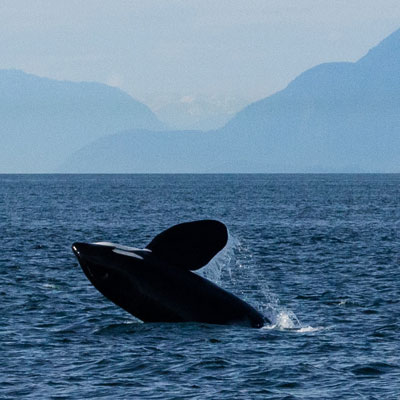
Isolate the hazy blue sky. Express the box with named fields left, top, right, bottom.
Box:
left=1, top=0, right=399, bottom=104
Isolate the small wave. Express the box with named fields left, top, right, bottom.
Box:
left=351, top=362, right=399, bottom=376
left=42, top=283, right=56, bottom=289
left=94, top=320, right=141, bottom=335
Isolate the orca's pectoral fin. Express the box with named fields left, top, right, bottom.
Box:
left=146, top=220, right=228, bottom=271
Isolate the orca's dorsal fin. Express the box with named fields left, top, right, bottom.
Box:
left=146, top=220, right=228, bottom=271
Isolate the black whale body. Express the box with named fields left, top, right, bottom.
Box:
left=72, top=220, right=267, bottom=328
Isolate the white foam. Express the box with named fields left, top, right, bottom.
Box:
left=93, top=242, right=151, bottom=252
left=112, top=249, right=144, bottom=260
left=43, top=283, right=56, bottom=289
left=296, top=326, right=323, bottom=333
left=261, top=310, right=323, bottom=332
left=261, top=324, right=323, bottom=333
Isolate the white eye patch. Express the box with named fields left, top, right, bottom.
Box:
left=112, top=249, right=144, bottom=260
left=93, top=242, right=152, bottom=253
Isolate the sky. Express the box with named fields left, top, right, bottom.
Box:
left=1, top=0, right=400, bottom=106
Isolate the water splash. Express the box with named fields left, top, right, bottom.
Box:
left=195, top=232, right=236, bottom=285
left=197, top=232, right=315, bottom=331
left=272, top=310, right=301, bottom=329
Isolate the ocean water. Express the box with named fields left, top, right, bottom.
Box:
left=1, top=174, right=399, bottom=399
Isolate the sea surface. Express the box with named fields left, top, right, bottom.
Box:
left=1, top=174, right=400, bottom=399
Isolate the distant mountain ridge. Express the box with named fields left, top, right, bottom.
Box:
left=60, top=28, right=400, bottom=173
left=59, top=129, right=216, bottom=173
left=218, top=28, right=400, bottom=172
left=3, top=28, right=400, bottom=173
left=0, top=70, right=165, bottom=172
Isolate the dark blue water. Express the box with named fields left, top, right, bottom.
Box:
left=1, top=174, right=400, bottom=399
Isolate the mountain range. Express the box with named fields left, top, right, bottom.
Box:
left=2, top=28, right=400, bottom=173
left=216, top=27, right=400, bottom=172
left=0, top=70, right=164, bottom=172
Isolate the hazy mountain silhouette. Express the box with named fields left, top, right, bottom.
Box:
left=218, top=27, right=400, bottom=172
left=5, top=28, right=400, bottom=173
left=59, top=130, right=223, bottom=173
left=61, top=28, right=400, bottom=173
left=59, top=128, right=302, bottom=172
left=0, top=70, right=164, bottom=172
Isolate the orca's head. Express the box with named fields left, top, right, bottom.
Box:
left=72, top=242, right=151, bottom=293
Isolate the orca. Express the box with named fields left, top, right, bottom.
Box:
left=72, top=220, right=268, bottom=328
